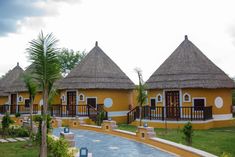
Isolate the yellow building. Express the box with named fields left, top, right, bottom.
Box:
left=0, top=63, right=24, bottom=114
left=131, top=35, right=234, bottom=129
left=57, top=42, right=135, bottom=123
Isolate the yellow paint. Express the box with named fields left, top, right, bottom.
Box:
left=0, top=96, right=8, bottom=105
left=148, top=88, right=233, bottom=115
left=131, top=118, right=235, bottom=130
left=60, top=89, right=133, bottom=112
left=111, top=116, right=127, bottom=124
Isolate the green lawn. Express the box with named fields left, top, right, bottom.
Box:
left=118, top=124, right=235, bottom=156
left=0, top=141, right=39, bottom=157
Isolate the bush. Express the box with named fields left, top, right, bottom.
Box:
left=220, top=152, right=232, bottom=157
left=48, top=136, right=73, bottom=157
left=8, top=126, right=29, bottom=137
left=1, top=112, right=14, bottom=137
left=15, top=112, right=21, bottom=118
left=182, top=122, right=193, bottom=146
left=96, top=111, right=105, bottom=126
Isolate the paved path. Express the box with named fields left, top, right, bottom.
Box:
left=0, top=137, right=28, bottom=143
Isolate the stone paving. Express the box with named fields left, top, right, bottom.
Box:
left=0, top=137, right=28, bottom=143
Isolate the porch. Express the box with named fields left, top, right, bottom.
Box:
left=127, top=106, right=213, bottom=124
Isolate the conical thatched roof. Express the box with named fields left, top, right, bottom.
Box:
left=59, top=42, right=135, bottom=90
left=6, top=65, right=34, bottom=92
left=146, top=35, right=235, bottom=89
left=0, top=63, right=24, bottom=96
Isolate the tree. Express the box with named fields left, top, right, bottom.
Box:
left=27, top=31, right=61, bottom=157
left=182, top=122, right=193, bottom=146
left=57, top=48, right=86, bottom=76
left=23, top=74, right=37, bottom=143
left=135, top=68, right=147, bottom=126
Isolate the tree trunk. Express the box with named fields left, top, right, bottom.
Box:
left=30, top=96, right=33, bottom=134
left=40, top=88, right=48, bottom=157
left=139, top=105, right=142, bottom=126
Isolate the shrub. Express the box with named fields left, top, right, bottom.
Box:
left=1, top=112, right=14, bottom=137
left=8, top=126, right=29, bottom=137
left=15, top=112, right=21, bottom=118
left=96, top=111, right=105, bottom=126
left=182, top=122, right=193, bottom=146
left=48, top=136, right=73, bottom=157
left=220, top=152, right=232, bottom=157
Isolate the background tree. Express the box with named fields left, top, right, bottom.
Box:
left=57, top=48, right=86, bottom=76
left=135, top=68, right=147, bottom=126
left=27, top=31, right=61, bottom=157
left=23, top=74, right=37, bottom=144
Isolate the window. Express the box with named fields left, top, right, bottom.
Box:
left=150, top=98, right=156, bottom=109
left=61, top=95, right=65, bottom=102
left=193, top=98, right=205, bottom=110
left=156, top=94, right=162, bottom=102
left=79, top=93, right=85, bottom=101
left=183, top=93, right=191, bottom=102
left=25, top=99, right=30, bottom=108
left=18, top=95, right=23, bottom=102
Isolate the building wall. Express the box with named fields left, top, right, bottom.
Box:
left=148, top=88, right=232, bottom=117
left=0, top=96, right=8, bottom=105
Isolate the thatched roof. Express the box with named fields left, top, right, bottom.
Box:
left=59, top=42, right=135, bottom=90
left=0, top=63, right=24, bottom=96
left=146, top=35, right=235, bottom=89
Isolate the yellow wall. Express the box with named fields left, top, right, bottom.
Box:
left=60, top=89, right=133, bottom=112
left=0, top=96, right=8, bottom=105
left=148, top=88, right=232, bottom=115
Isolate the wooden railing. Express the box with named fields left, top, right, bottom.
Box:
left=0, top=104, right=38, bottom=114
left=127, top=106, right=213, bottom=124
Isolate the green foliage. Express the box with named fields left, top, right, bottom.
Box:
left=8, top=126, right=29, bottom=137
left=2, top=113, right=14, bottom=129
left=57, top=48, right=86, bottom=75
left=15, top=112, right=21, bottom=118
left=220, top=152, right=232, bottom=157
left=47, top=136, right=73, bottom=157
left=96, top=111, right=105, bottom=126
left=135, top=68, right=147, bottom=126
left=182, top=122, right=193, bottom=146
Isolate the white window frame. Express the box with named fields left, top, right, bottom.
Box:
left=183, top=93, right=191, bottom=102
left=86, top=97, right=98, bottom=109
left=192, top=97, right=206, bottom=108
left=156, top=94, right=162, bottom=102
left=78, top=93, right=85, bottom=101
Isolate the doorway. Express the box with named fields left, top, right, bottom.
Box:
left=165, top=91, right=180, bottom=119
left=67, top=91, right=77, bottom=116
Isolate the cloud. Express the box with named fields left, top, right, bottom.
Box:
left=0, top=0, right=81, bottom=36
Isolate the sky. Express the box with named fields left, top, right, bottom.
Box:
left=0, top=0, right=235, bottom=84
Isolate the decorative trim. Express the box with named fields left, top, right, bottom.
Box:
left=156, top=94, right=162, bottom=102
left=183, top=93, right=191, bottom=102
left=78, top=93, right=85, bottom=101
left=108, top=111, right=129, bottom=117
left=18, top=95, right=24, bottom=103
left=212, top=114, right=233, bottom=120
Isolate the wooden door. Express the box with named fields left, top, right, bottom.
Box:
left=87, top=98, right=96, bottom=109
left=11, top=94, right=17, bottom=114
left=67, top=91, right=76, bottom=116
left=165, top=91, right=180, bottom=119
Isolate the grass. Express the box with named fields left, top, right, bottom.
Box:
left=117, top=124, right=235, bottom=156
left=0, top=141, right=39, bottom=157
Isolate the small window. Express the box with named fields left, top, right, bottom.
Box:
left=194, top=98, right=205, bottom=110
left=61, top=95, right=65, bottom=102
left=150, top=98, right=156, bottom=109
left=25, top=99, right=30, bottom=108
left=79, top=93, right=85, bottom=101
left=183, top=93, right=191, bottom=102
left=18, top=96, right=23, bottom=102
left=156, top=94, right=162, bottom=102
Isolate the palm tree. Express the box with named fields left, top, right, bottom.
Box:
left=27, top=31, right=61, bottom=157
left=23, top=74, right=37, bottom=143
left=135, top=68, right=147, bottom=126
